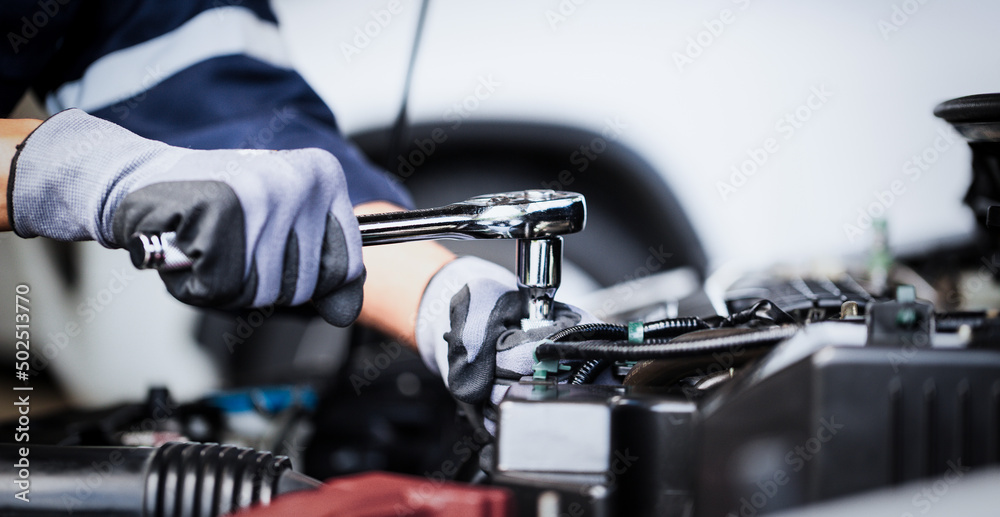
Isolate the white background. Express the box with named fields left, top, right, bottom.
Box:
left=277, top=0, right=996, bottom=269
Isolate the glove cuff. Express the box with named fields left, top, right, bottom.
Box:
left=9, top=109, right=187, bottom=246
left=415, top=256, right=515, bottom=379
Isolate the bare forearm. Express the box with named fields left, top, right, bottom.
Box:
left=0, top=118, right=43, bottom=231
left=353, top=201, right=456, bottom=350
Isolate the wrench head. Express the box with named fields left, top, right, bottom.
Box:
left=459, top=190, right=586, bottom=239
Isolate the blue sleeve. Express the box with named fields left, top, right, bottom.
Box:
left=87, top=55, right=414, bottom=209
left=5, top=0, right=413, bottom=208
left=0, top=0, right=84, bottom=114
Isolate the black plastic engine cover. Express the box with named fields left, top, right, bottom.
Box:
left=492, top=384, right=698, bottom=517
left=696, top=344, right=1000, bottom=516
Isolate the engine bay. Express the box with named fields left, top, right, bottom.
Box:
left=4, top=94, right=1000, bottom=516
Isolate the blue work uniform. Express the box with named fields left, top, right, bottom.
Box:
left=1, top=0, right=412, bottom=208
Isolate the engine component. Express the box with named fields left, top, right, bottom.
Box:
left=534, top=325, right=799, bottom=361
left=866, top=284, right=935, bottom=348
left=725, top=272, right=874, bottom=322
left=0, top=442, right=320, bottom=517
left=696, top=323, right=1000, bottom=516
left=492, top=319, right=1000, bottom=516
left=935, top=93, right=1000, bottom=253
left=15, top=89, right=1000, bottom=517
left=493, top=383, right=697, bottom=517
left=621, top=328, right=773, bottom=388
left=548, top=318, right=710, bottom=343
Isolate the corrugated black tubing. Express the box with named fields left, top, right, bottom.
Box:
left=569, top=359, right=609, bottom=384
left=547, top=323, right=628, bottom=342
left=552, top=318, right=710, bottom=385
left=0, top=442, right=320, bottom=517
left=536, top=325, right=799, bottom=361
left=547, top=317, right=709, bottom=343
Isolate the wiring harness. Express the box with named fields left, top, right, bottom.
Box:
left=539, top=300, right=797, bottom=384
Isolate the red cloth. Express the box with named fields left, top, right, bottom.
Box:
left=240, top=472, right=514, bottom=517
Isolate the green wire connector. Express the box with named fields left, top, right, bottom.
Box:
left=532, top=359, right=569, bottom=380
left=896, top=307, right=917, bottom=328
left=532, top=340, right=571, bottom=380
left=895, top=284, right=916, bottom=303
left=628, top=321, right=644, bottom=344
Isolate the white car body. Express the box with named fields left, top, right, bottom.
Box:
left=278, top=0, right=993, bottom=270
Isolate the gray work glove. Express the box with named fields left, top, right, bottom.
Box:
left=416, top=256, right=597, bottom=407
left=8, top=109, right=364, bottom=326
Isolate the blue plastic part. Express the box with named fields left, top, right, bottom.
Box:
left=207, top=385, right=317, bottom=414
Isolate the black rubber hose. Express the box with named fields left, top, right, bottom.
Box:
left=0, top=442, right=320, bottom=517
left=547, top=323, right=627, bottom=342
left=718, top=300, right=795, bottom=328
left=536, top=325, right=799, bottom=361
left=642, top=317, right=710, bottom=337
left=547, top=317, right=709, bottom=343
left=554, top=318, right=710, bottom=385
left=570, top=359, right=609, bottom=384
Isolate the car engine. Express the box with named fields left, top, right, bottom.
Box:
left=3, top=95, right=1000, bottom=517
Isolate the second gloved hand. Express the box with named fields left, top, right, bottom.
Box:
left=415, top=256, right=598, bottom=406
left=7, top=109, right=364, bottom=326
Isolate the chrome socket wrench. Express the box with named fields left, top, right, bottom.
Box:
left=128, top=189, right=587, bottom=326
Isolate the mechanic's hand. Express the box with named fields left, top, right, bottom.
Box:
left=415, top=256, right=598, bottom=406
left=7, top=109, right=364, bottom=326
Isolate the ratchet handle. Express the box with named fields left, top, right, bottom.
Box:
left=129, top=189, right=586, bottom=272
left=127, top=207, right=474, bottom=272
left=127, top=232, right=193, bottom=271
